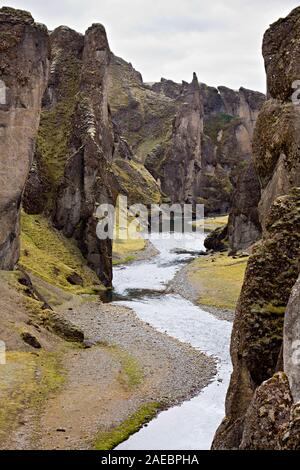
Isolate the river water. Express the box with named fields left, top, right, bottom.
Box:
left=112, top=232, right=232, bottom=450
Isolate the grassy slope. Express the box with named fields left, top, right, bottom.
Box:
left=190, top=215, right=246, bottom=310
left=94, top=402, right=160, bottom=450
left=0, top=350, right=64, bottom=445
left=20, top=212, right=104, bottom=295
left=188, top=253, right=248, bottom=310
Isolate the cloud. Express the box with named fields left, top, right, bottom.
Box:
left=4, top=0, right=300, bottom=92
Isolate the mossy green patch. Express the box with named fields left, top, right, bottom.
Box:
left=94, top=402, right=160, bottom=450
left=0, top=350, right=64, bottom=442
left=108, top=55, right=175, bottom=162
left=189, top=253, right=248, bottom=310
left=204, top=215, right=229, bottom=232
left=204, top=113, right=237, bottom=143
left=36, top=55, right=81, bottom=208
left=113, top=198, right=147, bottom=264
left=105, top=345, right=144, bottom=390
left=113, top=158, right=161, bottom=205
left=20, top=212, right=103, bottom=295
left=113, top=256, right=136, bottom=266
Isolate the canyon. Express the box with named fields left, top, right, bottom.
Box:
left=0, top=4, right=299, bottom=451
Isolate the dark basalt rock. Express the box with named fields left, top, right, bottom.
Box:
left=21, top=331, right=42, bottom=349
left=204, top=225, right=228, bottom=252
left=263, top=6, right=300, bottom=101
left=228, top=162, right=262, bottom=252
left=67, top=272, right=84, bottom=286
left=213, top=189, right=300, bottom=449
left=0, top=7, right=49, bottom=269
left=108, top=54, right=265, bottom=216
left=213, top=7, right=300, bottom=449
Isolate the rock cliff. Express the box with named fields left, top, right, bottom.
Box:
left=198, top=86, right=265, bottom=217
left=24, top=32, right=160, bottom=285
left=154, top=72, right=203, bottom=203
left=53, top=24, right=116, bottom=286
left=24, top=24, right=116, bottom=286
left=0, top=7, right=49, bottom=269
left=108, top=55, right=265, bottom=214
left=213, top=6, right=300, bottom=450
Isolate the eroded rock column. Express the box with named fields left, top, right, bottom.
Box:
left=0, top=7, right=49, bottom=269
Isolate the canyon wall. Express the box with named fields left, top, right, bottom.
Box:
left=157, top=73, right=203, bottom=203
left=108, top=55, right=265, bottom=214
left=0, top=6, right=265, bottom=286
left=23, top=23, right=117, bottom=286
left=213, top=6, right=300, bottom=449
left=0, top=7, right=49, bottom=269
left=23, top=29, right=160, bottom=285
left=53, top=24, right=116, bottom=286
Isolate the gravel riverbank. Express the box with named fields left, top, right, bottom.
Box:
left=65, top=300, right=217, bottom=406
left=167, top=262, right=235, bottom=323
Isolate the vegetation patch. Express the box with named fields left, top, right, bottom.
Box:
left=188, top=253, right=248, bottom=310
left=36, top=55, right=81, bottom=208
left=0, top=350, right=64, bottom=443
left=204, top=113, right=237, bottom=143
left=104, top=345, right=144, bottom=390
left=204, top=215, right=229, bottom=232
left=94, top=402, right=160, bottom=450
left=113, top=158, right=161, bottom=205
left=113, top=195, right=148, bottom=264
left=20, top=212, right=103, bottom=295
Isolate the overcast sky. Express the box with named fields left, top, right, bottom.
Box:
left=4, top=0, right=300, bottom=92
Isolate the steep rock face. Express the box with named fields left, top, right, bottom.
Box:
left=53, top=24, right=116, bottom=286
left=158, top=73, right=203, bottom=203
left=284, top=402, right=300, bottom=449
left=108, top=54, right=176, bottom=164
left=209, top=87, right=264, bottom=250
left=252, top=7, right=300, bottom=231
left=213, top=190, right=300, bottom=449
left=23, top=26, right=83, bottom=214
left=108, top=55, right=265, bottom=212
left=253, top=100, right=300, bottom=230
left=213, top=7, right=300, bottom=449
left=24, top=26, right=160, bottom=285
left=263, top=6, right=300, bottom=102
left=156, top=83, right=264, bottom=213
left=239, top=372, right=293, bottom=450
left=0, top=7, right=49, bottom=269
left=227, top=162, right=262, bottom=253
left=284, top=275, right=300, bottom=403
left=226, top=8, right=300, bottom=253
left=235, top=371, right=300, bottom=450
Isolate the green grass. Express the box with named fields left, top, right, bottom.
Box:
left=36, top=55, right=81, bottom=208
left=188, top=252, right=248, bottom=310
left=20, top=212, right=103, bottom=295
left=113, top=256, right=136, bottom=266
left=193, top=215, right=229, bottom=233
left=0, top=350, right=64, bottom=442
left=105, top=345, right=144, bottom=390
left=204, top=113, right=237, bottom=143
left=113, top=158, right=161, bottom=205
left=94, top=403, right=160, bottom=450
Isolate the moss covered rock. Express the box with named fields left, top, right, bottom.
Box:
left=213, top=188, right=300, bottom=449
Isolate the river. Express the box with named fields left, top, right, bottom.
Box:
left=112, top=232, right=232, bottom=450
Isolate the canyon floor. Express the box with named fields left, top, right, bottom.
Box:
left=0, top=273, right=216, bottom=450
left=0, top=215, right=244, bottom=450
